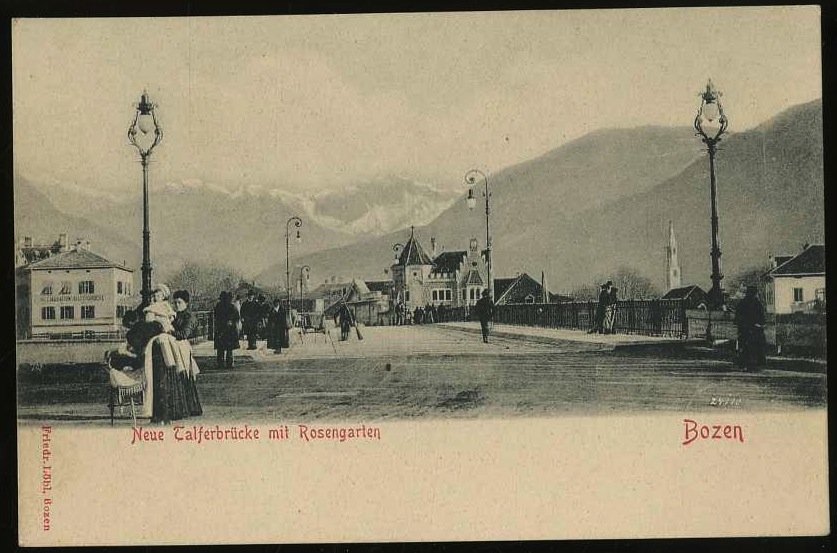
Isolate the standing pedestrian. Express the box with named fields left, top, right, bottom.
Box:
left=335, top=302, right=353, bottom=341
left=589, top=281, right=612, bottom=334
left=240, top=290, right=260, bottom=350
left=213, top=291, right=240, bottom=369
left=735, top=285, right=766, bottom=370
left=474, top=289, right=495, bottom=343
left=171, top=290, right=203, bottom=416
left=604, top=286, right=618, bottom=334
left=267, top=299, right=287, bottom=354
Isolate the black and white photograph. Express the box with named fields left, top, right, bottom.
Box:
left=13, top=7, right=828, bottom=545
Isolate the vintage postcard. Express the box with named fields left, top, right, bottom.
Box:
left=13, top=7, right=827, bottom=545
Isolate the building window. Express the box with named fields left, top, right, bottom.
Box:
left=815, top=288, right=825, bottom=301
left=444, top=289, right=452, bottom=301
left=41, top=282, right=54, bottom=295
left=60, top=306, right=75, bottom=320
left=793, top=288, right=804, bottom=302
left=81, top=305, right=95, bottom=319
left=79, top=281, right=95, bottom=294
left=525, top=294, right=536, bottom=304
left=117, top=281, right=123, bottom=294
left=117, top=305, right=128, bottom=318
left=60, top=281, right=72, bottom=294
left=405, top=291, right=410, bottom=302
left=432, top=290, right=438, bottom=301
left=41, top=307, right=56, bottom=320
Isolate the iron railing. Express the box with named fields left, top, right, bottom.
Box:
left=443, top=300, right=687, bottom=338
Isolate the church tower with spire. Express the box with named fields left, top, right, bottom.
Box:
left=665, top=220, right=682, bottom=291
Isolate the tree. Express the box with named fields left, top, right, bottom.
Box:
left=569, top=266, right=661, bottom=301
left=726, top=263, right=772, bottom=301
left=164, top=262, right=247, bottom=310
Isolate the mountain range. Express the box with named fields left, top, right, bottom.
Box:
left=16, top=98, right=823, bottom=296
left=258, top=99, right=824, bottom=293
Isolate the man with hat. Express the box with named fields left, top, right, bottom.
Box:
left=474, top=289, right=495, bottom=344
left=240, top=290, right=260, bottom=350
left=734, top=285, right=766, bottom=370
left=589, top=280, right=612, bottom=334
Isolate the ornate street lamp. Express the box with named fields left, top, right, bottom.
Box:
left=285, top=216, right=303, bottom=310
left=694, top=79, right=729, bottom=308
left=465, top=169, right=492, bottom=299
left=128, top=90, right=163, bottom=306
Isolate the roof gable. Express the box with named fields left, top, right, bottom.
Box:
left=431, top=251, right=467, bottom=275
left=661, top=284, right=705, bottom=300
left=26, top=248, right=129, bottom=271
left=771, top=244, right=825, bottom=276
left=397, top=230, right=433, bottom=266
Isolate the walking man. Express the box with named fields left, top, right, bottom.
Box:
left=474, top=289, right=495, bottom=343
left=335, top=302, right=354, bottom=341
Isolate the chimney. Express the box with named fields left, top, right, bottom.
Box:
left=58, top=233, right=68, bottom=251
left=431, top=237, right=437, bottom=257
left=24, top=236, right=32, bottom=248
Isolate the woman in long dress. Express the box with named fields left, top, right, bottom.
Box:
left=147, top=283, right=190, bottom=423
left=171, top=290, right=203, bottom=416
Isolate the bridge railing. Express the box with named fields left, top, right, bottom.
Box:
left=442, top=300, right=687, bottom=338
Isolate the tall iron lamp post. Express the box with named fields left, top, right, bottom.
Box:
left=285, top=216, right=303, bottom=310
left=694, top=79, right=729, bottom=308
left=298, top=265, right=311, bottom=309
left=128, top=90, right=163, bottom=306
left=391, top=243, right=405, bottom=322
left=465, top=169, right=492, bottom=299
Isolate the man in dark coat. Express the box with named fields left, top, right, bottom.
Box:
left=240, top=291, right=259, bottom=350
left=335, top=302, right=353, bottom=341
left=589, top=281, right=612, bottom=334
left=735, top=285, right=766, bottom=370
left=474, top=289, right=495, bottom=343
left=267, top=299, right=287, bottom=354
left=213, top=291, right=241, bottom=369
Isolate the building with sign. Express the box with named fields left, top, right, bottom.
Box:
left=15, top=244, right=136, bottom=339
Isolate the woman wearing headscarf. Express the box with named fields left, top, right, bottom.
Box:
left=171, top=290, right=203, bottom=416
left=213, top=291, right=240, bottom=369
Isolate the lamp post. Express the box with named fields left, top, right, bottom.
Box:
left=298, top=265, right=310, bottom=309
left=465, top=169, right=492, bottom=299
left=285, top=216, right=303, bottom=310
left=694, top=79, right=729, bottom=308
left=128, top=90, right=163, bottom=306
left=391, top=243, right=404, bottom=324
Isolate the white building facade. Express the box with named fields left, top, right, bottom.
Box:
left=17, top=246, right=136, bottom=339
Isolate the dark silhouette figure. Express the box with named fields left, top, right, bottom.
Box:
left=735, top=286, right=766, bottom=370
left=474, top=289, right=495, bottom=343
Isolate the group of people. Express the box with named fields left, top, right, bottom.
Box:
left=213, top=290, right=296, bottom=368
left=111, top=283, right=203, bottom=424
left=392, top=302, right=455, bottom=325
left=590, top=280, right=619, bottom=334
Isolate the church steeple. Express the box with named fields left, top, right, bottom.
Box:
left=666, top=220, right=681, bottom=291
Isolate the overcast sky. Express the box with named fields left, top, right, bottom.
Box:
left=13, top=7, right=821, bottom=197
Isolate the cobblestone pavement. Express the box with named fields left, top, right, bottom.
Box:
left=17, top=324, right=827, bottom=424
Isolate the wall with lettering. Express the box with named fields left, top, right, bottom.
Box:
left=30, top=267, right=135, bottom=333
